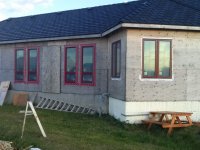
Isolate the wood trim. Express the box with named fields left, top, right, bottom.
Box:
left=64, top=45, right=79, bottom=85
left=142, top=39, right=156, bottom=78
left=142, top=39, right=172, bottom=79
left=14, top=48, right=26, bottom=83
left=111, top=40, right=121, bottom=78
left=80, top=44, right=96, bottom=86
left=27, top=47, right=40, bottom=84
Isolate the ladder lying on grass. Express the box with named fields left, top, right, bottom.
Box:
left=36, top=96, right=96, bottom=115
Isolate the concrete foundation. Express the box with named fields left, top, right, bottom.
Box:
left=109, top=97, right=200, bottom=124
left=5, top=90, right=109, bottom=114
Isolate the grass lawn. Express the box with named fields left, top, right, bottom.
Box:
left=0, top=105, right=199, bottom=150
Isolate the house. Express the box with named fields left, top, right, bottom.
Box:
left=0, top=0, right=200, bottom=123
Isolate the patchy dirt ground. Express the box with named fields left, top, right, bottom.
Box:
left=0, top=141, right=14, bottom=150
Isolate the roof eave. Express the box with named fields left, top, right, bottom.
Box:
left=102, top=23, right=200, bottom=36
left=0, top=33, right=101, bottom=45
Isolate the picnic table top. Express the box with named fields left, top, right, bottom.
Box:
left=150, top=111, right=193, bottom=115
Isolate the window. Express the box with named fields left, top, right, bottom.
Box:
left=28, top=48, right=39, bottom=83
left=15, top=47, right=40, bottom=83
left=142, top=39, right=172, bottom=78
left=65, top=46, right=78, bottom=84
left=111, top=41, right=121, bottom=78
left=15, top=48, right=25, bottom=82
left=81, top=44, right=96, bottom=85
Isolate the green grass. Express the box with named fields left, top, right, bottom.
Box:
left=0, top=105, right=199, bottom=150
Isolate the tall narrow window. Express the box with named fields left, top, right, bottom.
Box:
left=143, top=40, right=156, bottom=77
left=81, top=45, right=95, bottom=85
left=15, top=49, right=25, bottom=82
left=143, top=39, right=172, bottom=78
left=159, top=41, right=171, bottom=78
left=28, top=48, right=39, bottom=82
left=65, top=47, right=78, bottom=84
left=111, top=41, right=121, bottom=78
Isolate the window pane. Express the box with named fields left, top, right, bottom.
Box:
left=82, top=74, right=93, bottom=83
left=16, top=72, right=24, bottom=81
left=112, top=41, right=121, bottom=78
left=83, top=47, right=93, bottom=73
left=143, top=41, right=156, bottom=77
left=65, top=47, right=77, bottom=83
left=66, top=73, right=76, bottom=83
left=66, top=48, right=76, bottom=72
left=82, top=47, right=94, bottom=83
left=29, top=49, right=37, bottom=72
left=28, top=49, right=38, bottom=81
left=159, top=41, right=171, bottom=77
left=29, top=72, right=37, bottom=81
left=16, top=50, right=24, bottom=72
left=16, top=49, right=24, bottom=81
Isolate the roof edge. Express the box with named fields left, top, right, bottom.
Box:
left=102, top=23, right=200, bottom=36
left=0, top=34, right=101, bottom=44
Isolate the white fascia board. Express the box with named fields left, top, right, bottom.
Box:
left=122, top=23, right=200, bottom=30
left=101, top=24, right=123, bottom=36
left=102, top=23, right=200, bottom=36
left=0, top=34, right=101, bottom=44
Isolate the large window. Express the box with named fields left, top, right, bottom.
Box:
left=28, top=48, right=39, bottom=83
left=111, top=41, right=121, bottom=78
left=142, top=39, right=172, bottom=78
left=65, top=47, right=78, bottom=84
left=81, top=44, right=96, bottom=85
left=64, top=44, right=96, bottom=86
left=15, top=47, right=40, bottom=83
left=15, top=49, right=25, bottom=82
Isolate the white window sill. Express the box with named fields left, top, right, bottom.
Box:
left=111, top=78, right=121, bottom=81
left=139, top=75, right=174, bottom=81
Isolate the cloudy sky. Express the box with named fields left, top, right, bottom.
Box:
left=0, top=0, right=128, bottom=21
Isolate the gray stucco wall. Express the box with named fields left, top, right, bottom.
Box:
left=0, top=44, right=42, bottom=92
left=108, top=29, right=127, bottom=101
left=126, top=29, right=200, bottom=102
left=0, top=35, right=121, bottom=113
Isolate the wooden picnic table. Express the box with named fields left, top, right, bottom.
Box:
left=143, top=111, right=193, bottom=135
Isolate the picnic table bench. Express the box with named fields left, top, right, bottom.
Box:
left=142, top=111, right=193, bottom=135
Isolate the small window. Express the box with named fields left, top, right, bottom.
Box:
left=81, top=45, right=96, bottom=85
left=28, top=48, right=39, bottom=82
left=65, top=47, right=78, bottom=84
left=111, top=41, right=121, bottom=78
left=15, top=49, right=25, bottom=82
left=143, top=39, right=172, bottom=78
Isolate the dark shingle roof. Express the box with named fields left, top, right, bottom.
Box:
left=122, top=0, right=200, bottom=26
left=0, top=0, right=200, bottom=43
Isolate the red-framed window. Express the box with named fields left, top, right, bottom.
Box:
left=142, top=39, right=172, bottom=79
left=64, top=46, right=78, bottom=84
left=80, top=44, right=96, bottom=85
left=111, top=40, right=121, bottom=78
left=27, top=48, right=40, bottom=83
left=15, top=48, right=25, bottom=82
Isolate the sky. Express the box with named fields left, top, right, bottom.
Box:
left=0, top=0, right=131, bottom=21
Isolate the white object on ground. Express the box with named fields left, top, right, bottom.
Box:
left=0, top=81, right=10, bottom=106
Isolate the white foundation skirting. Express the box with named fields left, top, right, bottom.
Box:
left=109, top=97, right=200, bottom=124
